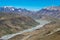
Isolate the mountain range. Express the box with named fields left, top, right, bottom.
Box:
left=0, top=6, right=60, bottom=40
left=0, top=6, right=60, bottom=19
left=36, top=6, right=60, bottom=19
left=0, top=6, right=33, bottom=17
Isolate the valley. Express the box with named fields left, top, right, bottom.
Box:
left=9, top=20, right=60, bottom=40
left=0, top=6, right=60, bottom=40
left=0, top=19, right=50, bottom=40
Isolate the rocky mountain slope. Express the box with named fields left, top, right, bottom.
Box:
left=0, top=12, right=38, bottom=37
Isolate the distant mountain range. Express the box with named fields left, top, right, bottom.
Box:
left=0, top=6, right=32, bottom=14
left=36, top=6, right=60, bottom=19
left=0, top=6, right=60, bottom=19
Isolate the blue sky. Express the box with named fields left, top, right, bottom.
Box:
left=0, top=0, right=60, bottom=10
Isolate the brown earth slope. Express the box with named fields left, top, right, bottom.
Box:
left=9, top=21, right=60, bottom=40
left=0, top=12, right=38, bottom=37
